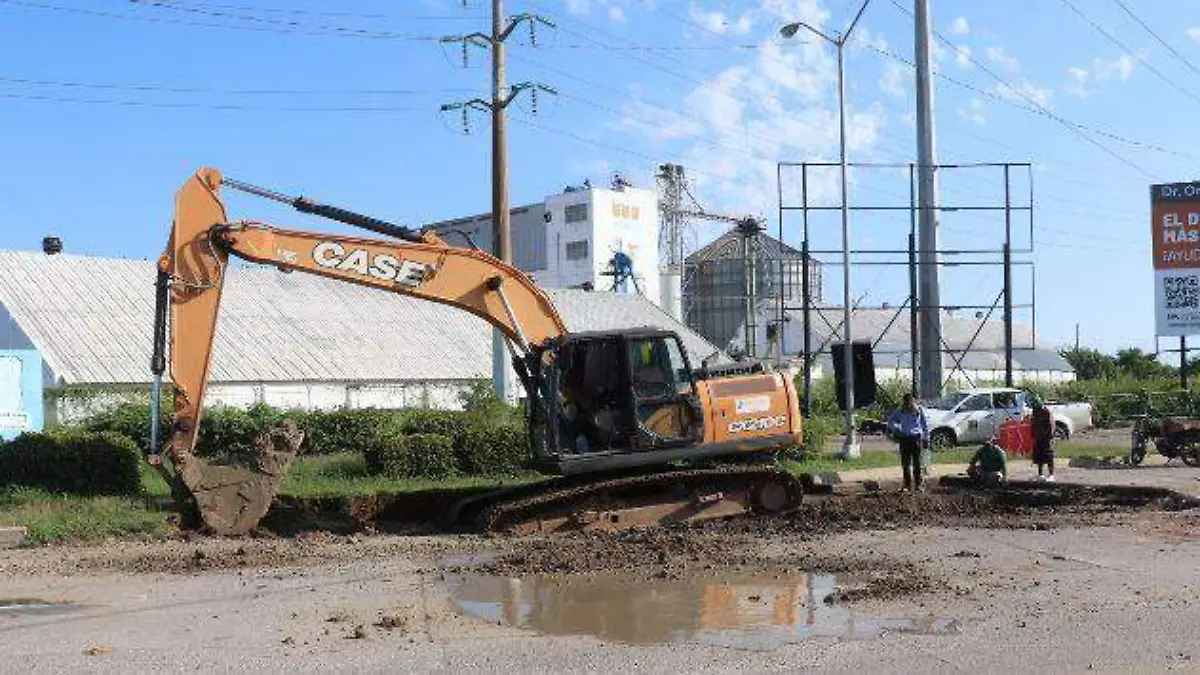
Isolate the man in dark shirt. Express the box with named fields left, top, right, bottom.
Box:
left=1030, top=395, right=1055, bottom=482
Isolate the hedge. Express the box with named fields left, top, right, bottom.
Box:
left=458, top=422, right=531, bottom=475
left=293, top=407, right=397, bottom=455
left=0, top=431, right=142, bottom=496
left=75, top=400, right=535, bottom=478
left=370, top=433, right=458, bottom=479
left=83, top=402, right=169, bottom=454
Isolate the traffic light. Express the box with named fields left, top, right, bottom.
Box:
left=831, top=340, right=877, bottom=410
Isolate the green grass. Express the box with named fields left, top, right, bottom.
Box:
left=0, top=488, right=167, bottom=546
left=278, top=452, right=545, bottom=498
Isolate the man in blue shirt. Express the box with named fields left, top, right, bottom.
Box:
left=887, top=393, right=930, bottom=491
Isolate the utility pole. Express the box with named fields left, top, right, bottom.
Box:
left=490, top=0, right=511, bottom=402
left=1075, top=323, right=1080, bottom=351
left=440, top=2, right=554, bottom=400
left=914, top=0, right=944, bottom=400
left=781, top=0, right=873, bottom=459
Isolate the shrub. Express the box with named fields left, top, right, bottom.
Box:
left=399, top=409, right=469, bottom=446
left=196, top=403, right=282, bottom=460
left=458, top=379, right=522, bottom=426
left=371, top=433, right=457, bottom=479
left=83, top=402, right=170, bottom=454
left=0, top=431, right=142, bottom=496
left=294, top=407, right=397, bottom=455
left=458, top=421, right=531, bottom=475
left=800, top=416, right=840, bottom=457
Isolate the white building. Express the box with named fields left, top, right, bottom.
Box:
left=0, top=250, right=716, bottom=422
left=427, top=180, right=662, bottom=308
left=731, top=303, right=1076, bottom=386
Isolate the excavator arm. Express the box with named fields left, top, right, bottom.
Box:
left=152, top=167, right=567, bottom=534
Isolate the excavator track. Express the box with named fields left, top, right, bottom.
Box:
left=461, top=466, right=803, bottom=535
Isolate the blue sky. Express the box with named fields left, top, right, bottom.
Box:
left=0, top=0, right=1192, bottom=355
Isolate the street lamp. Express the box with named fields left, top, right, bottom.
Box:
left=780, top=0, right=872, bottom=459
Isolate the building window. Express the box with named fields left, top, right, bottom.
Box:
left=610, top=203, right=641, bottom=220
left=565, top=203, right=589, bottom=223
left=565, top=240, right=589, bottom=261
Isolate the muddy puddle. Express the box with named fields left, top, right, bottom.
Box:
left=446, top=572, right=958, bottom=649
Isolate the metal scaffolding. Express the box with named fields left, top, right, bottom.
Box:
left=777, top=161, right=1038, bottom=415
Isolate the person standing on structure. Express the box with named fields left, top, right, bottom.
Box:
left=887, top=393, right=930, bottom=491
left=1030, top=395, right=1055, bottom=482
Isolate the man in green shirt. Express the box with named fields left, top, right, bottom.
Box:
left=968, top=441, right=1008, bottom=486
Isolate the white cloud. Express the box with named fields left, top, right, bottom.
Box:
left=565, top=0, right=590, bottom=15
left=1188, top=27, right=1200, bottom=42
left=688, top=6, right=753, bottom=36
left=879, top=60, right=910, bottom=97
left=985, top=46, right=1020, bottom=71
left=1094, top=53, right=1135, bottom=81
left=958, top=98, right=987, bottom=125
left=951, top=16, right=970, bottom=36
left=616, top=102, right=702, bottom=140
left=588, top=0, right=901, bottom=226
left=955, top=44, right=973, bottom=69
left=1063, top=53, right=1137, bottom=98
left=608, top=5, right=626, bottom=22
left=1064, top=66, right=1090, bottom=98
left=995, top=80, right=1053, bottom=109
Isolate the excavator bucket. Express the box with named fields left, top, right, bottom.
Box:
left=154, top=168, right=303, bottom=535
left=174, top=421, right=303, bottom=535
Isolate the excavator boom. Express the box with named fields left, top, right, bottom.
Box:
left=154, top=168, right=566, bottom=534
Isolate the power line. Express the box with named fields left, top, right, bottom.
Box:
left=0, top=0, right=440, bottom=39
left=128, top=0, right=443, bottom=39
left=0, top=74, right=470, bottom=96
left=527, top=3, right=916, bottom=163
left=0, top=90, right=423, bottom=112
left=136, top=0, right=484, bottom=21
left=1058, top=0, right=1200, bottom=109
left=1111, top=0, right=1200, bottom=81
left=887, top=0, right=1153, bottom=179
left=865, top=41, right=1196, bottom=161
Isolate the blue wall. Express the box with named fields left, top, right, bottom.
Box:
left=0, top=350, right=43, bottom=440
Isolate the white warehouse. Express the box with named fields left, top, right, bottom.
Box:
left=0, top=249, right=717, bottom=425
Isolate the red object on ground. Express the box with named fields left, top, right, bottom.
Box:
left=997, top=419, right=1034, bottom=457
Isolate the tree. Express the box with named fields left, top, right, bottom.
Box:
left=1114, top=348, right=1176, bottom=380
left=1059, top=348, right=1118, bottom=380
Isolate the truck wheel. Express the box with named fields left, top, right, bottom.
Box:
left=930, top=429, right=955, bottom=451
left=1053, top=423, right=1070, bottom=440
left=1183, top=446, right=1200, bottom=468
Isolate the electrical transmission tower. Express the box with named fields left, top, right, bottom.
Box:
left=438, top=0, right=555, bottom=400
left=656, top=163, right=772, bottom=358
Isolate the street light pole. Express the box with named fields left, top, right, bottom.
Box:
left=781, top=0, right=871, bottom=459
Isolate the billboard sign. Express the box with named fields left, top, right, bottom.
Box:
left=1151, top=182, right=1200, bottom=336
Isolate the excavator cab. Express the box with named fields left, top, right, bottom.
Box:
left=523, top=329, right=705, bottom=474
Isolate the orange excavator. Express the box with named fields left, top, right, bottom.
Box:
left=150, top=168, right=805, bottom=535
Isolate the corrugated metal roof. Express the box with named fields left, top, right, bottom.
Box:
left=686, top=228, right=809, bottom=263
left=732, top=302, right=1073, bottom=373
left=0, top=250, right=718, bottom=385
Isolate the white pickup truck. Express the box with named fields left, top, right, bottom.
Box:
left=922, top=387, right=1094, bottom=449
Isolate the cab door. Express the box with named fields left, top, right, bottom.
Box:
left=626, top=335, right=703, bottom=449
